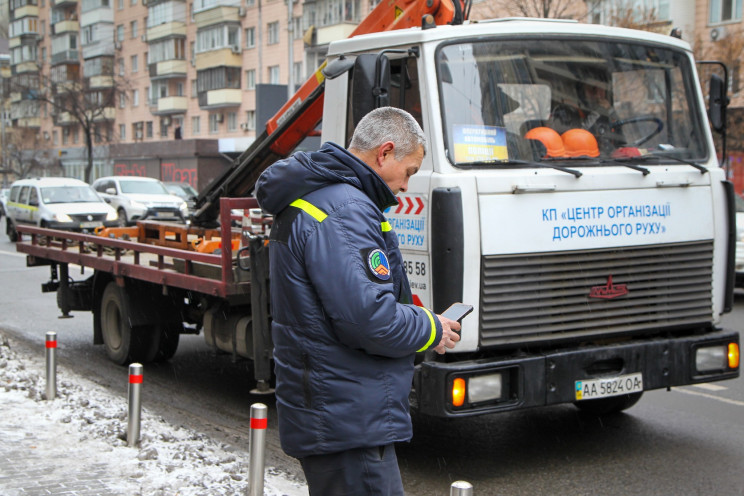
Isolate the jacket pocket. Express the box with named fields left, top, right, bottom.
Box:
left=301, top=352, right=312, bottom=408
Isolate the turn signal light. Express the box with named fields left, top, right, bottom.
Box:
left=729, top=343, right=740, bottom=369
left=452, top=377, right=466, bottom=407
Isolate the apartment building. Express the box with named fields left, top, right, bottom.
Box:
left=4, top=0, right=744, bottom=189
left=5, top=0, right=374, bottom=188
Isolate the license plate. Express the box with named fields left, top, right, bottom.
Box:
left=575, top=373, right=643, bottom=401
left=80, top=221, right=100, bottom=228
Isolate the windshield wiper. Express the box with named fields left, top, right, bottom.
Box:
left=499, top=159, right=583, bottom=178
left=629, top=152, right=708, bottom=174
left=599, top=158, right=651, bottom=176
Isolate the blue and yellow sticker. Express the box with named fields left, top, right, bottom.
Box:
left=453, top=124, right=508, bottom=163
left=367, top=248, right=391, bottom=281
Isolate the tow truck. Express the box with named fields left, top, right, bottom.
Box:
left=14, top=0, right=740, bottom=416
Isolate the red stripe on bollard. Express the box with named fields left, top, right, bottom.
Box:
left=250, top=417, right=267, bottom=430
left=129, top=374, right=143, bottom=384
left=46, top=340, right=57, bottom=348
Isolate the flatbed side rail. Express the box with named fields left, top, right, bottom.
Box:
left=15, top=198, right=259, bottom=298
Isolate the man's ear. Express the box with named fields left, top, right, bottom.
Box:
left=376, top=141, right=396, bottom=167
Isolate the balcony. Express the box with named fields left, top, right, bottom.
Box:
left=155, top=96, right=188, bottom=114
left=147, top=22, right=186, bottom=42
left=89, top=75, right=114, bottom=88
left=148, top=60, right=188, bottom=79
left=316, top=23, right=357, bottom=45
left=51, top=19, right=80, bottom=35
left=12, top=5, right=39, bottom=20
left=195, top=48, right=241, bottom=71
left=55, top=111, right=76, bottom=126
left=17, top=117, right=41, bottom=128
left=193, top=6, right=242, bottom=29
left=198, top=88, right=241, bottom=109
left=52, top=0, right=78, bottom=6
left=93, top=107, right=116, bottom=122
left=51, top=50, right=79, bottom=65
left=12, top=62, right=39, bottom=74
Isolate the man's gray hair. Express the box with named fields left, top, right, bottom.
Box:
left=349, top=107, right=427, bottom=159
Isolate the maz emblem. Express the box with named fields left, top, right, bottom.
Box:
left=589, top=275, right=628, bottom=299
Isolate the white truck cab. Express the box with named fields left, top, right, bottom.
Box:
left=321, top=19, right=739, bottom=416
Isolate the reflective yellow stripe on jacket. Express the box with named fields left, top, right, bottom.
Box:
left=290, top=198, right=327, bottom=222
left=417, top=308, right=438, bottom=352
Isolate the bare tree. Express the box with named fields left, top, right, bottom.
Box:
left=470, top=0, right=585, bottom=21
left=11, top=61, right=128, bottom=183
left=0, top=127, right=61, bottom=184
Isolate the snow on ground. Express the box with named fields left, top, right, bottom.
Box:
left=0, top=334, right=308, bottom=496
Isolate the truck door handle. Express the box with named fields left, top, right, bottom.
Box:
left=511, top=184, right=557, bottom=194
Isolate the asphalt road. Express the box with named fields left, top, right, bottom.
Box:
left=0, top=236, right=742, bottom=495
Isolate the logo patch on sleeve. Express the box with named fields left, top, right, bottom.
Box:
left=367, top=248, right=391, bottom=281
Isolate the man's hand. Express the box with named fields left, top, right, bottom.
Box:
left=433, top=314, right=461, bottom=354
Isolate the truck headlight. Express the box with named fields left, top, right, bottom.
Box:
left=695, top=343, right=739, bottom=373
left=54, top=213, right=72, bottom=223
left=451, top=372, right=504, bottom=408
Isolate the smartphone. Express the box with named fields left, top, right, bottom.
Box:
left=441, top=302, right=474, bottom=323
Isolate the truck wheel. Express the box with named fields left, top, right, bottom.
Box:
left=154, top=322, right=181, bottom=362
left=574, top=392, right=643, bottom=415
left=100, top=282, right=159, bottom=365
left=6, top=218, right=18, bottom=242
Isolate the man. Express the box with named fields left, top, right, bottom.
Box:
left=255, top=107, right=461, bottom=495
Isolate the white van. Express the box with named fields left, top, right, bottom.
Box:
left=5, top=177, right=118, bottom=241
left=92, top=176, right=188, bottom=226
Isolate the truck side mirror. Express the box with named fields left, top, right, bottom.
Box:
left=709, top=73, right=727, bottom=133
left=351, top=53, right=391, bottom=129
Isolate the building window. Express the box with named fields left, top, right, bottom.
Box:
left=118, top=58, right=125, bottom=76
left=116, top=24, right=124, bottom=41
left=176, top=82, right=184, bottom=96
left=131, top=54, right=138, bottom=72
left=710, top=0, right=743, bottom=23
left=53, top=130, right=59, bottom=146
left=209, top=114, right=221, bottom=134
left=119, top=92, right=126, bottom=108
left=62, top=127, right=69, bottom=145
left=191, top=79, right=198, bottom=98
left=245, top=110, right=256, bottom=130
left=267, top=21, right=279, bottom=45
left=293, top=62, right=303, bottom=86
left=119, top=124, right=126, bottom=140
left=245, top=27, right=255, bottom=48
left=131, top=20, right=138, bottom=39
left=246, top=69, right=255, bottom=90
left=227, top=111, right=237, bottom=131
left=118, top=0, right=123, bottom=9
left=269, top=65, right=280, bottom=84
left=192, top=115, right=200, bottom=135
left=293, top=17, right=302, bottom=40
left=196, top=24, right=241, bottom=52
left=146, top=121, right=153, bottom=138
left=133, top=89, right=139, bottom=107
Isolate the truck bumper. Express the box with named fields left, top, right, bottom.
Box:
left=412, top=329, right=740, bottom=417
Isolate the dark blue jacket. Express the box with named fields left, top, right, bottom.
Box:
left=255, top=142, right=442, bottom=458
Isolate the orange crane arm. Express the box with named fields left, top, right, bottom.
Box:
left=192, top=0, right=467, bottom=226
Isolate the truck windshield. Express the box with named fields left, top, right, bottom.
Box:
left=437, top=38, right=707, bottom=168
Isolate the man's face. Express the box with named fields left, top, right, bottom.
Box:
left=377, top=144, right=424, bottom=195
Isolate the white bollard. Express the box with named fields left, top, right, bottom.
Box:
left=248, top=403, right=268, bottom=496
left=127, top=363, right=143, bottom=447
left=45, top=332, right=57, bottom=400
left=451, top=480, right=474, bottom=496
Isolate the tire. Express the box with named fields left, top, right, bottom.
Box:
left=99, top=282, right=159, bottom=365
left=6, top=218, right=18, bottom=242
left=117, top=208, right=129, bottom=227
left=574, top=392, right=643, bottom=416
left=154, top=322, right=181, bottom=362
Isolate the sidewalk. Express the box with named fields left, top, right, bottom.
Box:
left=0, top=332, right=308, bottom=496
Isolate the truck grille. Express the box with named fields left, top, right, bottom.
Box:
left=480, top=241, right=714, bottom=347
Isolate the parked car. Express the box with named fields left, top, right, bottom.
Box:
left=5, top=177, right=118, bottom=242
left=92, top=176, right=188, bottom=226
left=0, top=188, right=9, bottom=220
left=736, top=193, right=744, bottom=287
left=164, top=181, right=198, bottom=219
